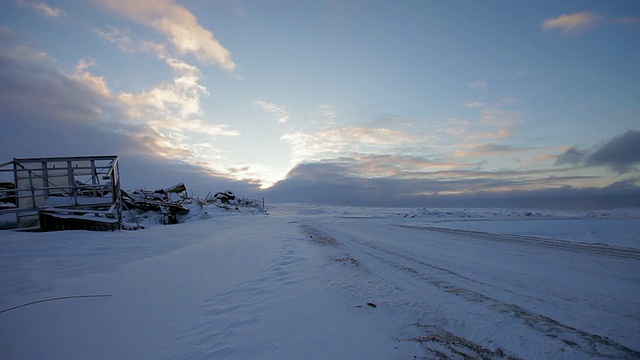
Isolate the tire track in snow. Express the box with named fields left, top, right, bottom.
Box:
left=304, top=223, right=640, bottom=359
left=398, top=225, right=640, bottom=261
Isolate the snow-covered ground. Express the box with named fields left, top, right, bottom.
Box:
left=1, top=204, right=639, bottom=359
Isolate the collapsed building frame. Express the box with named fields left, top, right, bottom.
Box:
left=0, top=155, right=122, bottom=231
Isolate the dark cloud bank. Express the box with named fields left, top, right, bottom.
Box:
left=555, top=130, right=640, bottom=173
left=263, top=163, right=640, bottom=210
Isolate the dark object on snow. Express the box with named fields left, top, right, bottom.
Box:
left=0, top=294, right=111, bottom=314
left=355, top=302, right=378, bottom=309
left=202, top=190, right=268, bottom=214
left=121, top=189, right=189, bottom=216
left=213, top=190, right=236, bottom=204
left=39, top=210, right=119, bottom=232
left=153, top=182, right=187, bottom=196
left=162, top=211, right=178, bottom=225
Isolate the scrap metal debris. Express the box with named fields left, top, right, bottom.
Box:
left=121, top=183, right=190, bottom=225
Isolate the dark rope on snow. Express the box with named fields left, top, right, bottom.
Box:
left=0, top=294, right=111, bottom=314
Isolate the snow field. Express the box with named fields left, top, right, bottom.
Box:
left=1, top=205, right=639, bottom=359
left=0, top=215, right=419, bottom=359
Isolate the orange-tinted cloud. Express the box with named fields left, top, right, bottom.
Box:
left=543, top=11, right=640, bottom=34
left=98, top=0, right=236, bottom=71
left=543, top=11, right=600, bottom=34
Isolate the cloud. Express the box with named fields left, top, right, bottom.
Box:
left=450, top=107, right=516, bottom=143
left=586, top=130, right=640, bottom=173
left=455, top=107, right=518, bottom=142
left=542, top=11, right=600, bottom=34
left=0, top=26, right=13, bottom=37
left=467, top=129, right=511, bottom=141
left=98, top=0, right=235, bottom=71
left=466, top=101, right=485, bottom=108
left=117, top=57, right=209, bottom=118
left=455, top=143, right=528, bottom=158
left=310, top=154, right=464, bottom=179
left=93, top=26, right=136, bottom=52
left=610, top=17, right=640, bottom=26
left=94, top=25, right=223, bottom=67
left=72, top=58, right=112, bottom=97
left=281, top=126, right=419, bottom=164
left=467, top=81, right=488, bottom=89
left=264, top=161, right=640, bottom=209
left=543, top=12, right=640, bottom=34
left=18, top=0, right=65, bottom=17
left=480, top=108, right=518, bottom=127
left=91, top=25, right=241, bottom=143
left=317, top=104, right=338, bottom=125
left=554, top=146, right=587, bottom=166
left=554, top=131, right=640, bottom=173
left=253, top=100, right=290, bottom=124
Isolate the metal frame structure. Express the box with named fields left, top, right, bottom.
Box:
left=0, top=155, right=121, bottom=230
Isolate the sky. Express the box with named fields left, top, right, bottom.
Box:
left=0, top=0, right=639, bottom=209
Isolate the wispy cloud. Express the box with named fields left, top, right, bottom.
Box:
left=543, top=11, right=640, bottom=35
left=317, top=104, right=338, bottom=126
left=281, top=126, right=419, bottom=164
left=98, top=0, right=236, bottom=71
left=92, top=26, right=136, bottom=53
left=18, top=0, right=65, bottom=17
left=83, top=19, right=246, bottom=179
left=115, top=55, right=242, bottom=142
left=543, top=11, right=600, bottom=34
left=0, top=26, right=13, bottom=40
left=467, top=129, right=511, bottom=141
left=253, top=100, right=290, bottom=124
left=94, top=26, right=179, bottom=62
left=92, top=24, right=236, bottom=134
left=465, top=101, right=485, bottom=108
left=480, top=108, right=518, bottom=127
left=467, top=81, right=488, bottom=89
left=335, top=154, right=465, bottom=178
left=13, top=45, right=50, bottom=61
left=455, top=143, right=528, bottom=158
left=117, top=57, right=208, bottom=119
left=451, top=107, right=517, bottom=143
left=72, top=58, right=111, bottom=97
left=610, top=17, right=640, bottom=26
